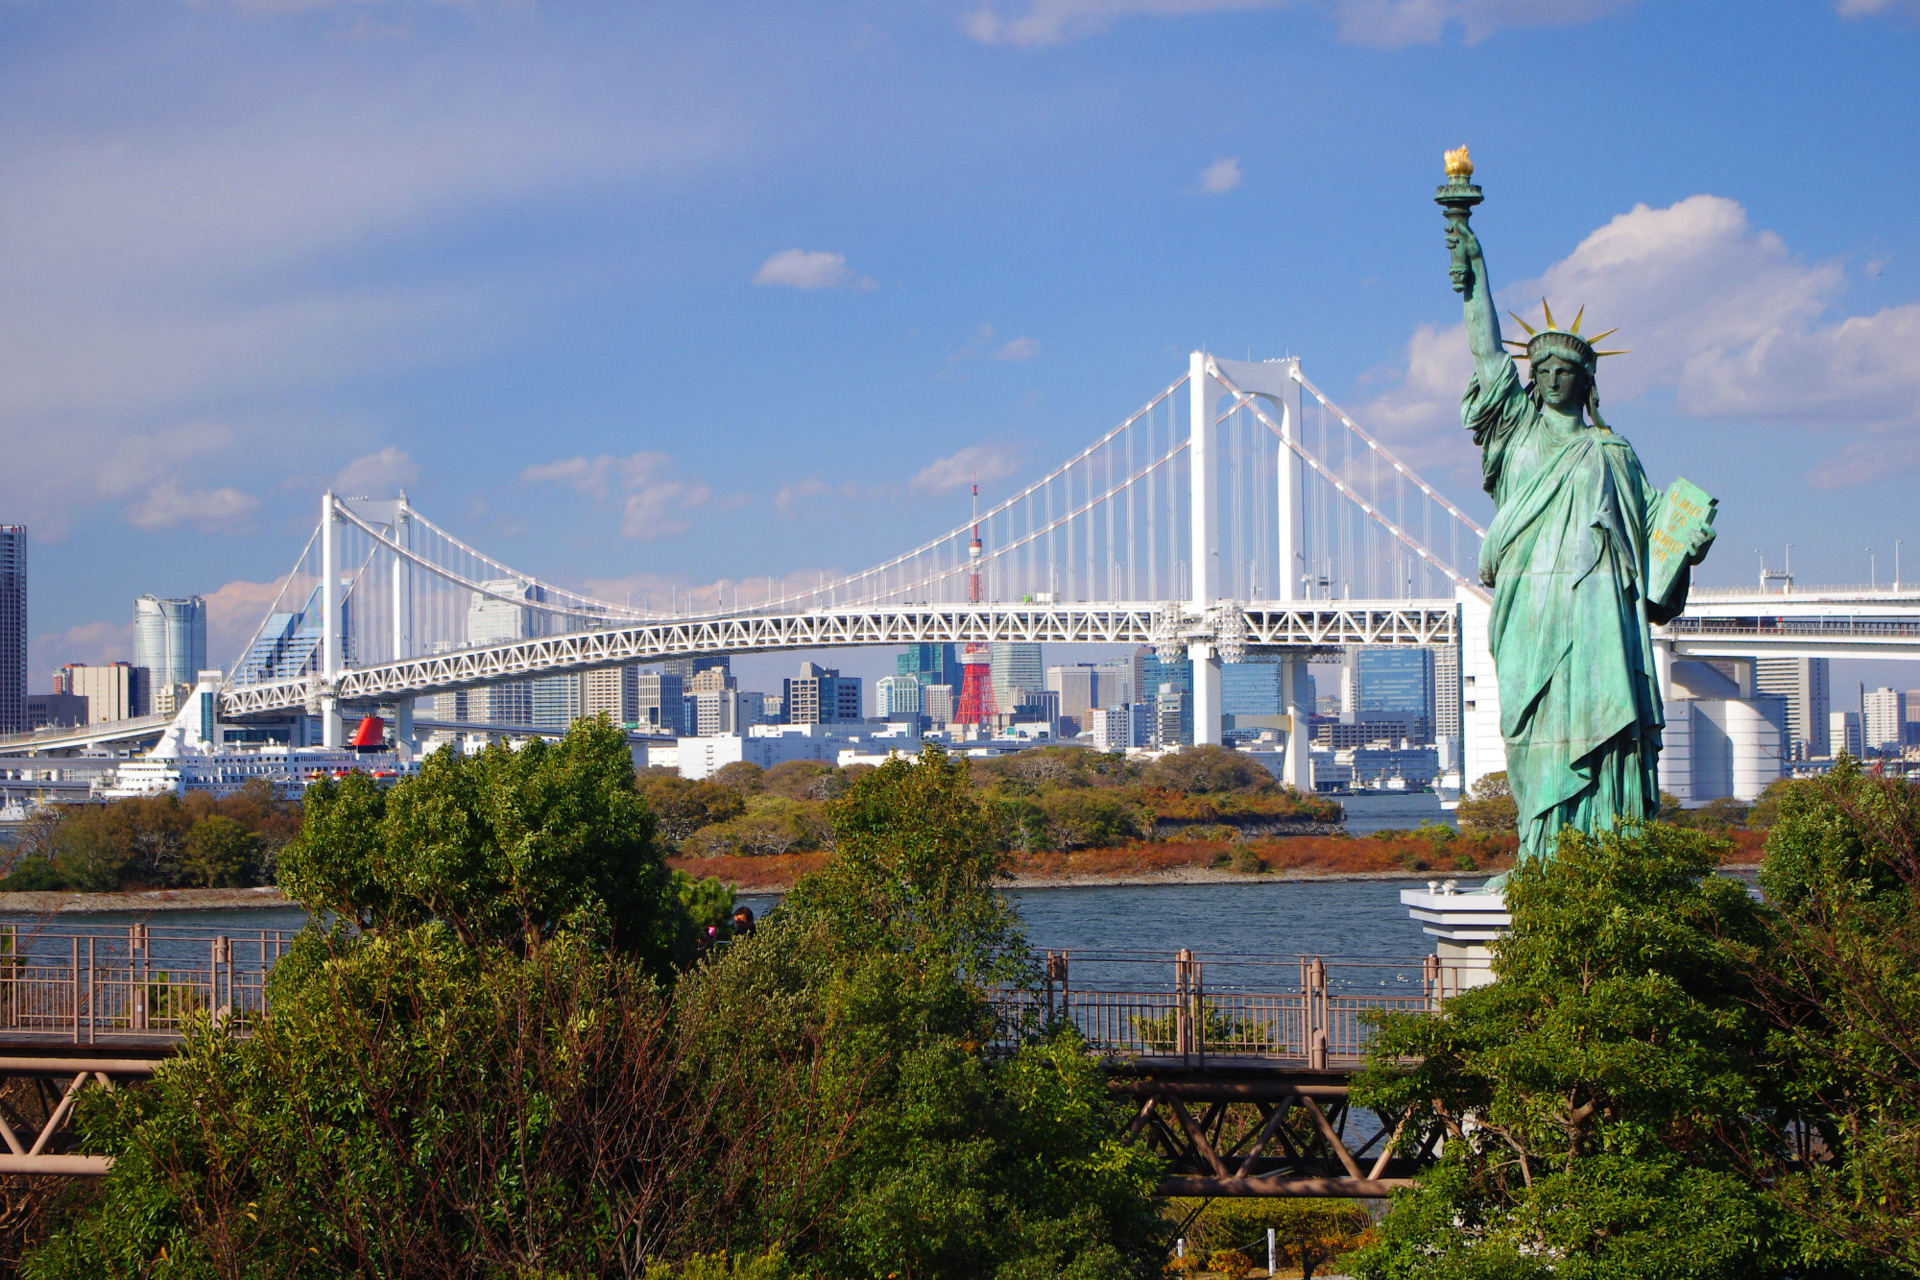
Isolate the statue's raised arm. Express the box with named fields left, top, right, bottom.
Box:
left=1435, top=148, right=1510, bottom=381
left=1448, top=220, right=1509, bottom=376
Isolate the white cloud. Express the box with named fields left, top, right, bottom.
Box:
left=911, top=443, right=1022, bottom=494
left=334, top=446, right=419, bottom=494
left=0, top=23, right=739, bottom=536
left=944, top=323, right=1041, bottom=371
left=123, top=482, right=262, bottom=533
left=961, top=0, right=1631, bottom=49
left=1353, top=194, right=1920, bottom=487
left=751, top=249, right=877, bottom=291
left=521, top=452, right=712, bottom=539
left=1198, top=156, right=1242, bottom=194
left=32, top=620, right=135, bottom=676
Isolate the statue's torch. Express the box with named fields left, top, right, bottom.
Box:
left=1435, top=146, right=1483, bottom=292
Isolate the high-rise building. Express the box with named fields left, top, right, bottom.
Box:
left=636, top=671, right=686, bottom=736
left=990, top=643, right=1043, bottom=711
left=923, top=684, right=955, bottom=726
left=1829, top=710, right=1864, bottom=760
left=876, top=674, right=922, bottom=718
left=133, top=595, right=208, bottom=716
left=467, top=580, right=534, bottom=724
left=62, top=662, right=148, bottom=723
left=665, top=655, right=730, bottom=685
left=0, top=525, right=22, bottom=734
left=1100, top=652, right=1146, bottom=705
left=693, top=687, right=759, bottom=736
left=783, top=661, right=862, bottom=725
left=1153, top=683, right=1191, bottom=748
left=1907, top=690, right=1920, bottom=748
left=1221, top=659, right=1284, bottom=716
left=1755, top=657, right=1829, bottom=759
left=1863, top=687, right=1908, bottom=755
left=1356, top=648, right=1435, bottom=721
left=582, top=666, right=641, bottom=726
left=1433, top=645, right=1461, bottom=740
left=1045, top=664, right=1100, bottom=736
left=897, top=643, right=960, bottom=691
left=1143, top=652, right=1192, bottom=702
left=530, top=674, right=582, bottom=730
left=1091, top=703, right=1153, bottom=751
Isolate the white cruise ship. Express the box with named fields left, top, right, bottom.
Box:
left=97, top=678, right=412, bottom=800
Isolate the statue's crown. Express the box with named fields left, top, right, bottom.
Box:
left=1502, top=299, right=1627, bottom=369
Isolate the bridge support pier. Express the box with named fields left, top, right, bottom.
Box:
left=1192, top=642, right=1222, bottom=746
left=320, top=697, right=343, bottom=749
left=1282, top=653, right=1311, bottom=791
left=394, top=698, right=416, bottom=760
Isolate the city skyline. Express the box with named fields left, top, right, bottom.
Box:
left=3, top=3, right=1918, bottom=698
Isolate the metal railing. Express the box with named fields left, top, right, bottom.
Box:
left=996, top=950, right=1464, bottom=1068
left=0, top=933, right=1462, bottom=1064
left=0, top=925, right=294, bottom=1045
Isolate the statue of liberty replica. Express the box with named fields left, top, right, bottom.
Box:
left=1436, top=149, right=1717, bottom=866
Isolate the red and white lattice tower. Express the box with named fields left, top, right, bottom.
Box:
left=953, top=482, right=997, bottom=726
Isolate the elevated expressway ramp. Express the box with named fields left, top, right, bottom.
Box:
left=1664, top=585, right=1920, bottom=660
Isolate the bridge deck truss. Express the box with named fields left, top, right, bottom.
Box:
left=221, top=602, right=1459, bottom=717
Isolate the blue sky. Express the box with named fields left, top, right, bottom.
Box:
left=5, top=0, right=1920, bottom=694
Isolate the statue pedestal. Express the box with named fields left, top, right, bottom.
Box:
left=1401, top=882, right=1510, bottom=990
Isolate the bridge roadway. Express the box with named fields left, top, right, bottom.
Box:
left=0, top=930, right=1450, bottom=1192
left=219, top=600, right=1460, bottom=719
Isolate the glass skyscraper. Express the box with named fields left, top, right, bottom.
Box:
left=134, top=595, right=208, bottom=714
left=0, top=526, right=22, bottom=734
left=1355, top=648, right=1434, bottom=721
left=897, top=643, right=960, bottom=690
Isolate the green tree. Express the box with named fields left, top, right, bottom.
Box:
left=1456, top=770, right=1518, bottom=834
left=681, top=745, right=1168, bottom=1279
left=1347, top=821, right=1855, bottom=1280
left=179, top=814, right=260, bottom=888
left=1746, top=761, right=1920, bottom=1273
left=25, top=722, right=799, bottom=1279
left=1036, top=788, right=1141, bottom=850
left=1140, top=744, right=1277, bottom=794
left=280, top=718, right=690, bottom=969
left=638, top=774, right=747, bottom=848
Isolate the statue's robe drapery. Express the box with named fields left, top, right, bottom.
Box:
left=1466, top=356, right=1692, bottom=863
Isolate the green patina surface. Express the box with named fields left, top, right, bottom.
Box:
left=1440, top=168, right=1716, bottom=865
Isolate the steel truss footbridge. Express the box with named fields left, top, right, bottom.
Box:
left=10, top=352, right=1920, bottom=783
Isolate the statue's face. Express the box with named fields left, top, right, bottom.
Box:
left=1533, top=354, right=1590, bottom=414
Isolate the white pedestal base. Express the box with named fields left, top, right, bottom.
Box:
left=1402, top=882, right=1511, bottom=991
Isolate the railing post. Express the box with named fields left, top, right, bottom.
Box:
left=86, top=936, right=95, bottom=1044
left=1309, top=956, right=1328, bottom=1070
left=70, top=936, right=79, bottom=1045
left=1175, top=949, right=1192, bottom=1062
left=133, top=923, right=149, bottom=1031
left=1193, top=959, right=1206, bottom=1066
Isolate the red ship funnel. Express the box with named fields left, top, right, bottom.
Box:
left=349, top=715, right=386, bottom=748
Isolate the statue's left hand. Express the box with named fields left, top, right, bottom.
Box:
left=1685, top=523, right=1716, bottom=565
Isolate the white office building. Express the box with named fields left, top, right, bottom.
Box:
left=1755, top=657, right=1829, bottom=760
left=1863, top=687, right=1908, bottom=755
left=1830, top=710, right=1864, bottom=760
left=991, top=643, right=1043, bottom=711
left=876, top=674, right=922, bottom=718
left=1090, top=703, right=1153, bottom=751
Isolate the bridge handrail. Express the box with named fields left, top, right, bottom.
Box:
left=992, top=949, right=1462, bottom=1069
